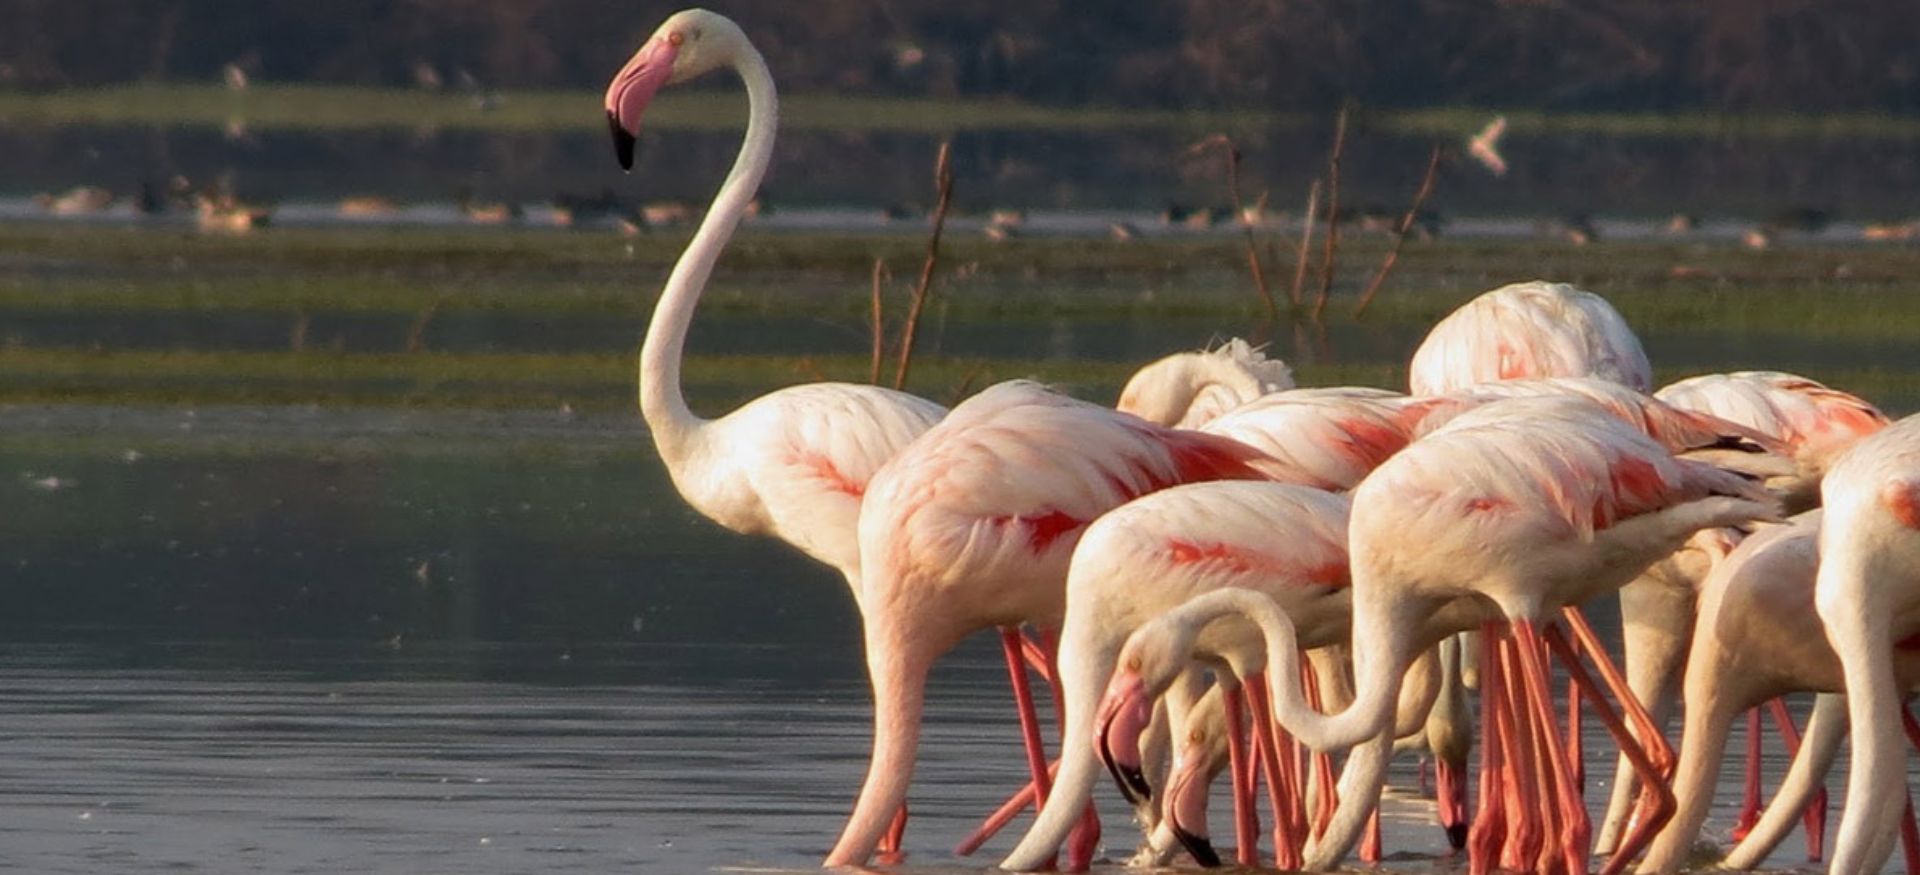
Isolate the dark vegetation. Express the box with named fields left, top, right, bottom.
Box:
left=4, top=0, right=1917, bottom=112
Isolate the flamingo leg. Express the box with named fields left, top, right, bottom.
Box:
left=1730, top=707, right=1763, bottom=841
left=1467, top=622, right=1509, bottom=875
left=877, top=803, right=909, bottom=863
left=1494, top=633, right=1542, bottom=874
left=955, top=759, right=1069, bottom=856
left=1300, top=661, right=1339, bottom=838
left=1542, top=623, right=1675, bottom=875
left=1562, top=607, right=1677, bottom=784
left=1513, top=618, right=1588, bottom=875
left=1222, top=685, right=1260, bottom=867
left=995, top=627, right=1058, bottom=869
left=1244, top=674, right=1302, bottom=869
left=1763, top=696, right=1826, bottom=861
left=1361, top=806, right=1383, bottom=863
left=1567, top=673, right=1585, bottom=794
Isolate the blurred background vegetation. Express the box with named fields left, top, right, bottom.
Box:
left=4, top=0, right=1917, bottom=112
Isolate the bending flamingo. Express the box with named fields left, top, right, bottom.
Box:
left=1598, top=371, right=1888, bottom=853
left=1408, top=280, right=1652, bottom=395
left=1100, top=396, right=1779, bottom=873
left=825, top=380, right=1270, bottom=867
left=1639, top=510, right=1920, bottom=873
left=1117, top=338, right=1294, bottom=428
left=998, top=482, right=1354, bottom=871
left=604, top=9, right=945, bottom=588
left=1812, top=413, right=1920, bottom=874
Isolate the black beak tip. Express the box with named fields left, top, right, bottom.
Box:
left=1446, top=821, right=1469, bottom=850
left=1172, top=824, right=1221, bottom=868
left=609, top=112, right=636, bottom=171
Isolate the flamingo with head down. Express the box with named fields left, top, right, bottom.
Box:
left=1596, top=371, right=1888, bottom=855
left=1637, top=509, right=1920, bottom=874
left=1097, top=396, right=1779, bottom=874
left=1407, top=280, right=1652, bottom=396
left=1116, top=338, right=1294, bottom=428
left=825, top=379, right=1272, bottom=868
left=1811, top=413, right=1920, bottom=875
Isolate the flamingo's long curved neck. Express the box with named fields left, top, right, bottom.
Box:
left=1201, top=589, right=1412, bottom=753
left=639, top=43, right=778, bottom=465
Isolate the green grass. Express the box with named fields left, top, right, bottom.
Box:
left=3, top=83, right=1918, bottom=139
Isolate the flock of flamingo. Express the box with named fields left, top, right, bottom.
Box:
left=607, top=10, right=1920, bottom=874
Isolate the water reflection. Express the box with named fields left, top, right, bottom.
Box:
left=0, top=405, right=1867, bottom=872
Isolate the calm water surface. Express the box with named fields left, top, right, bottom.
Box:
left=0, top=405, right=1875, bottom=873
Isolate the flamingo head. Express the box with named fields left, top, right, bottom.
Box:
left=1093, top=666, right=1154, bottom=805
left=1161, top=691, right=1231, bottom=867
left=604, top=8, right=749, bottom=170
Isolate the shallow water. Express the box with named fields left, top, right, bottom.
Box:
left=0, top=405, right=1881, bottom=873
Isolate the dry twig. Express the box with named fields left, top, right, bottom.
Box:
left=1289, top=179, right=1321, bottom=309
left=868, top=257, right=889, bottom=384
left=1313, top=106, right=1349, bottom=321
left=1354, top=144, right=1443, bottom=318
left=1185, top=134, right=1276, bottom=321
left=893, top=141, right=954, bottom=390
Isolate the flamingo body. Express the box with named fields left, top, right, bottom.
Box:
left=1408, top=281, right=1652, bottom=395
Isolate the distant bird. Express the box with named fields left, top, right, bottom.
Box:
left=1467, top=115, right=1508, bottom=176
left=988, top=208, right=1028, bottom=229
left=1742, top=227, right=1774, bottom=250
left=1663, top=213, right=1699, bottom=235
left=194, top=192, right=272, bottom=234
left=1108, top=222, right=1140, bottom=241
left=32, top=186, right=114, bottom=215
left=1862, top=220, right=1920, bottom=242
left=411, top=60, right=444, bottom=91
left=222, top=63, right=249, bottom=91
left=456, top=187, right=522, bottom=224
left=1540, top=213, right=1598, bottom=246
left=338, top=195, right=399, bottom=217
left=983, top=223, right=1018, bottom=242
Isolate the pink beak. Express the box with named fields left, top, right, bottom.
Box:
left=1093, top=670, right=1155, bottom=804
left=1163, top=743, right=1223, bottom=867
left=603, top=37, right=680, bottom=170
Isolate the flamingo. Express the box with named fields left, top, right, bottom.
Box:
left=825, top=379, right=1271, bottom=867
left=1597, top=371, right=1889, bottom=854
left=1116, top=338, right=1294, bottom=428
left=1812, top=413, right=1920, bottom=874
left=1098, top=396, right=1779, bottom=873
left=997, top=482, right=1353, bottom=871
left=604, top=8, right=946, bottom=589
left=1638, top=509, right=1920, bottom=873
left=1408, top=281, right=1652, bottom=396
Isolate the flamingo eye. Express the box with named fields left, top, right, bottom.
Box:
left=667, top=31, right=685, bottom=47
left=1125, top=656, right=1141, bottom=672
left=1189, top=729, right=1204, bottom=744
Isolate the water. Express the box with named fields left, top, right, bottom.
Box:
left=0, top=405, right=1866, bottom=873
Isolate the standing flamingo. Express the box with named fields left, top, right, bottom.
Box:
left=825, top=380, right=1270, bottom=867
left=1813, top=413, right=1920, bottom=874
left=1407, top=280, right=1651, bottom=395
left=1638, top=509, right=1920, bottom=873
left=604, top=9, right=945, bottom=588
left=1597, top=371, right=1889, bottom=853
left=1116, top=338, right=1294, bottom=428
left=1097, top=396, right=1779, bottom=873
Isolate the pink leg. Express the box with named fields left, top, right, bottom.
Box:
left=877, top=803, right=909, bottom=864
left=1731, top=707, right=1763, bottom=841
left=1544, top=622, right=1676, bottom=875
left=1513, top=619, right=1587, bottom=875
left=1495, top=632, right=1543, bottom=874
left=1361, top=805, right=1383, bottom=863
left=1245, top=674, right=1303, bottom=869
left=1567, top=673, right=1586, bottom=794
left=997, top=627, right=1056, bottom=868
left=1763, top=696, right=1826, bottom=861
left=1467, top=622, right=1509, bottom=875
left=1223, top=685, right=1260, bottom=867
left=954, top=759, right=1070, bottom=856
